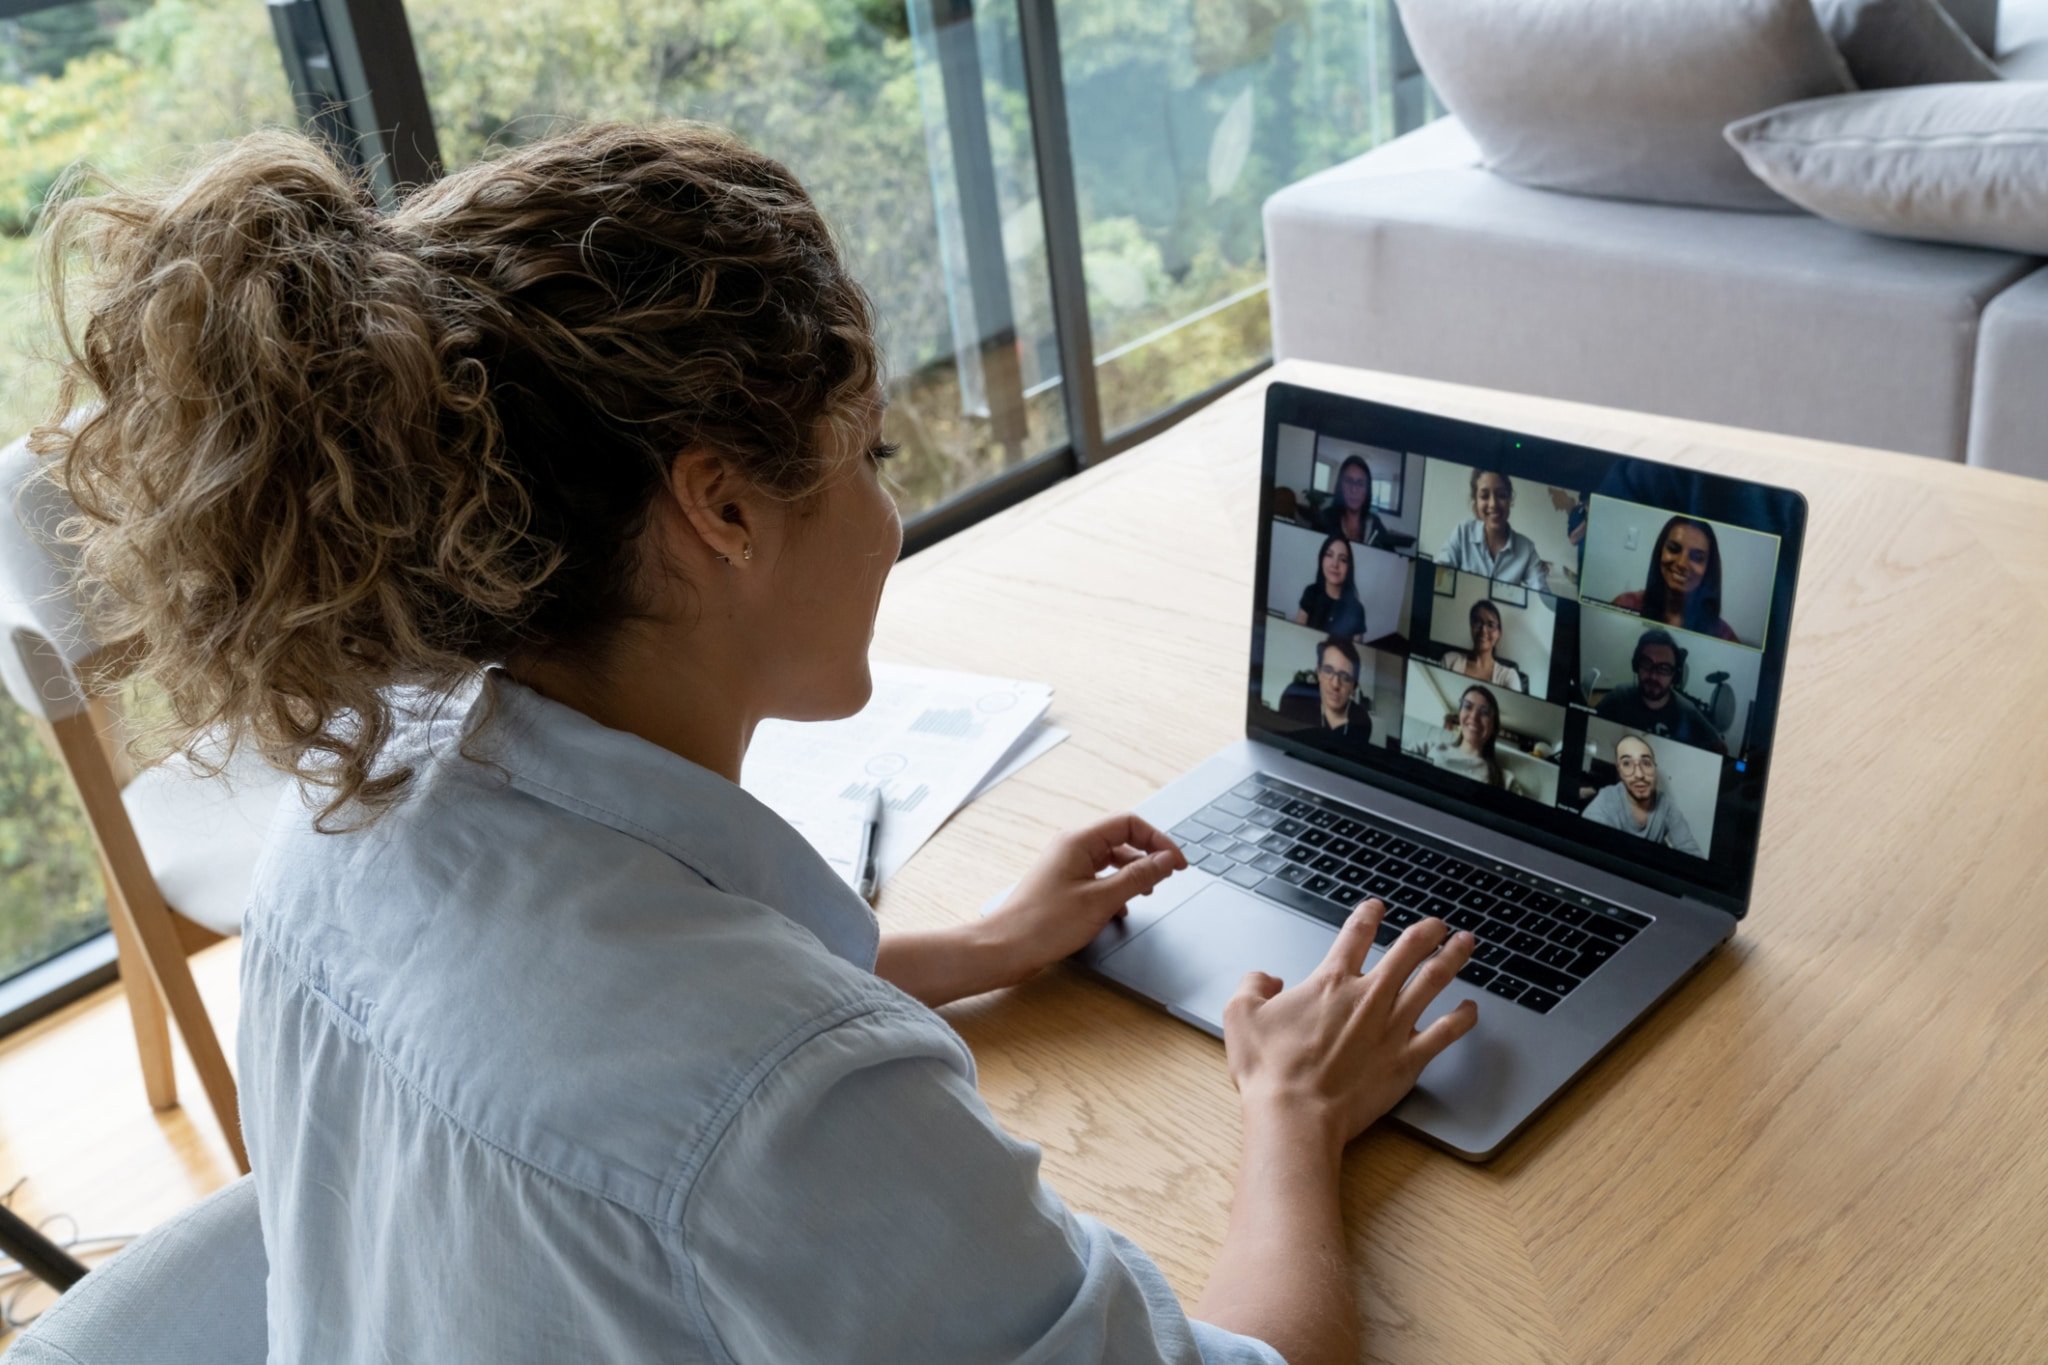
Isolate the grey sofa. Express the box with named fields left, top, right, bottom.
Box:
left=1264, top=1, right=2048, bottom=478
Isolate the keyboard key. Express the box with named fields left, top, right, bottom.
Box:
left=1306, top=810, right=1339, bottom=830
left=1570, top=943, right=1617, bottom=975
left=1365, top=876, right=1400, bottom=900
left=1325, top=838, right=1358, bottom=859
left=1352, top=848, right=1386, bottom=871
left=1507, top=930, right=1546, bottom=956
left=1199, top=854, right=1234, bottom=875
left=1255, top=790, right=1289, bottom=810
left=1385, top=905, right=1421, bottom=928
left=1171, top=820, right=1207, bottom=842
left=1437, top=856, right=1475, bottom=879
left=1549, top=925, right=1588, bottom=950
left=1335, top=865, right=1367, bottom=887
left=1381, top=859, right=1413, bottom=880
left=1484, top=975, right=1525, bottom=1002
left=1245, top=808, right=1282, bottom=829
left=1200, top=834, right=1236, bottom=855
left=1550, top=902, right=1588, bottom=926
left=1456, top=963, right=1498, bottom=988
left=1458, top=889, right=1499, bottom=913
left=1252, top=853, right=1287, bottom=875
left=1478, top=918, right=1515, bottom=942
left=1447, top=908, right=1486, bottom=932
left=1332, top=818, right=1365, bottom=840
left=1303, top=874, right=1338, bottom=896
left=1283, top=801, right=1314, bottom=818
left=1224, top=864, right=1264, bottom=889
left=1409, top=849, right=1444, bottom=870
left=1501, top=954, right=1579, bottom=997
left=1490, top=903, right=1529, bottom=928
left=1492, top=882, right=1533, bottom=905
left=1582, top=916, right=1639, bottom=946
left=1473, top=942, right=1509, bottom=966
left=1518, top=987, right=1561, bottom=1014
left=1275, top=817, right=1306, bottom=837
left=1312, top=854, right=1345, bottom=875
left=1284, top=844, right=1316, bottom=864
left=1193, top=810, right=1239, bottom=834
left=1524, top=891, right=1564, bottom=915
left=1230, top=779, right=1264, bottom=798
left=1536, top=943, right=1577, bottom=970
left=1361, top=829, right=1390, bottom=848
left=1468, top=871, right=1501, bottom=893
left=1385, top=837, right=1418, bottom=859
left=1279, top=865, right=1311, bottom=885
left=1299, top=828, right=1331, bottom=848
left=1214, top=795, right=1256, bottom=818
left=1404, top=871, right=1440, bottom=895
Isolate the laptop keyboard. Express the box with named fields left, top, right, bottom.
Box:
left=1169, top=774, right=1652, bottom=1015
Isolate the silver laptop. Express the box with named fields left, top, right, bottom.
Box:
left=1082, top=383, right=1807, bottom=1160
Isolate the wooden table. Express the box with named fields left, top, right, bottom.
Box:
left=875, top=360, right=2048, bottom=1363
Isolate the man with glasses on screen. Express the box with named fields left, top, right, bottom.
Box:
left=1580, top=733, right=1704, bottom=857
left=1594, top=628, right=1726, bottom=755
left=1279, top=637, right=1375, bottom=760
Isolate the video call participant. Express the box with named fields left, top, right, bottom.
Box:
left=1291, top=532, right=1366, bottom=638
left=1278, top=638, right=1375, bottom=760
left=1610, top=514, right=1739, bottom=642
left=1318, top=453, right=1391, bottom=548
left=1594, top=628, right=1726, bottom=754
left=1419, top=684, right=1525, bottom=795
left=1438, top=598, right=1524, bottom=693
left=1434, top=469, right=1548, bottom=591
left=1580, top=734, right=1704, bottom=856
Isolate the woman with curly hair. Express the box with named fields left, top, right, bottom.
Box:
left=33, top=123, right=1474, bottom=1364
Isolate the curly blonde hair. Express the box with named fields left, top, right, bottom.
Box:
left=32, top=123, right=879, bottom=825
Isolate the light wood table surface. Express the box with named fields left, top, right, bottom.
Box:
left=875, top=359, right=2048, bottom=1364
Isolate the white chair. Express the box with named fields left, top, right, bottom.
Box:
left=0, top=432, right=293, bottom=1173
left=6, top=1176, right=267, bottom=1364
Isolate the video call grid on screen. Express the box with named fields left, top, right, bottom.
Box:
left=1250, top=387, right=1807, bottom=911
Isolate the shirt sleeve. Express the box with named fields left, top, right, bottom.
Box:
left=1661, top=801, right=1704, bottom=857
left=677, top=1002, right=1284, bottom=1365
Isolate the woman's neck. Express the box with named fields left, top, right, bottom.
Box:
left=1467, top=647, right=1494, bottom=673
left=508, top=632, right=753, bottom=783
left=1484, top=522, right=1511, bottom=554
left=1323, top=580, right=1344, bottom=600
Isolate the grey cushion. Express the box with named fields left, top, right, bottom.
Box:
left=1727, top=85, right=2048, bottom=254
left=1394, top=0, right=1851, bottom=210
left=1817, top=0, right=2002, bottom=86
left=1941, top=0, right=2002, bottom=50
left=2001, top=36, right=2048, bottom=76
left=1263, top=117, right=2039, bottom=461
left=1969, top=265, right=2048, bottom=476
left=8, top=1177, right=266, bottom=1365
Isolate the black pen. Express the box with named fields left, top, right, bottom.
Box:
left=855, top=788, right=884, bottom=902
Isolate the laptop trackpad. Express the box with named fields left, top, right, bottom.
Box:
left=1099, top=884, right=1337, bottom=1031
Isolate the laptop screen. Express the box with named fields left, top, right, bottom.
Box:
left=1250, top=384, right=1807, bottom=913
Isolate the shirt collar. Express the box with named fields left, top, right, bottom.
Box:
left=462, top=670, right=879, bottom=968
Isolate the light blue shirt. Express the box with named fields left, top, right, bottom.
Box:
left=1435, top=519, right=1549, bottom=591
left=239, top=673, right=1282, bottom=1364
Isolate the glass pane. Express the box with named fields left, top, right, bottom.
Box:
left=0, top=0, right=296, bottom=986
left=1044, top=0, right=1410, bottom=435
left=409, top=0, right=1064, bottom=519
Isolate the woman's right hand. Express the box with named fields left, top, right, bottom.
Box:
left=1222, top=900, right=1478, bottom=1152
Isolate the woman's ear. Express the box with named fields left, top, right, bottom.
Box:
left=665, top=450, right=755, bottom=565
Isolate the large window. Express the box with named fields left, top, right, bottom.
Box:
left=0, top=0, right=1425, bottom=1016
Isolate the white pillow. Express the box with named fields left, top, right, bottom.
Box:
left=1814, top=0, right=2002, bottom=88
left=1395, top=0, right=1853, bottom=211
left=1726, top=85, right=2048, bottom=254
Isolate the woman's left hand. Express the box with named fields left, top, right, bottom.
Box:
left=979, top=813, right=1188, bottom=986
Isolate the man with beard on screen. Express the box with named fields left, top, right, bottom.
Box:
left=1580, top=734, right=1704, bottom=857
left=1594, top=628, right=1726, bottom=755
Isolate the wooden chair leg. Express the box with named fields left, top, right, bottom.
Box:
left=103, top=865, right=177, bottom=1111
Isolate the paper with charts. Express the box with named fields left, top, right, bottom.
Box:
left=741, top=663, right=1063, bottom=892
